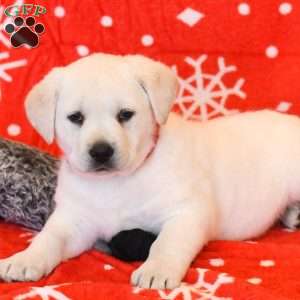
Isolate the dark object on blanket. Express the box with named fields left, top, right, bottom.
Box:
left=108, top=229, right=157, bottom=261
left=0, top=138, right=57, bottom=230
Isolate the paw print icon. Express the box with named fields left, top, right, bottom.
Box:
left=5, top=16, right=45, bottom=48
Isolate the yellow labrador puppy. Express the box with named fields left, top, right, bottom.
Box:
left=0, top=53, right=300, bottom=289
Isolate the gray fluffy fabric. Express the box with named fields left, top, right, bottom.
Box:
left=0, top=138, right=57, bottom=231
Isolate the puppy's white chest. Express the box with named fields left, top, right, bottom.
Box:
left=57, top=163, right=171, bottom=241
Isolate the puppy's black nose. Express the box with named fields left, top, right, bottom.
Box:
left=89, top=142, right=114, bottom=164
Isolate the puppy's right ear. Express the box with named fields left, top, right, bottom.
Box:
left=25, top=68, right=62, bottom=144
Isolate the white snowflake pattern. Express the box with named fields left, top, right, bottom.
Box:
left=14, top=283, right=72, bottom=300
left=173, top=55, right=246, bottom=121
left=0, top=51, right=27, bottom=82
left=133, top=268, right=234, bottom=300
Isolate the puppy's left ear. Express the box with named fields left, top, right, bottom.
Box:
left=125, top=55, right=178, bottom=125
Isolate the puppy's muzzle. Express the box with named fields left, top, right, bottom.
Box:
left=89, top=142, right=114, bottom=170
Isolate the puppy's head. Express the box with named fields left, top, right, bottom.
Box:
left=25, top=54, right=178, bottom=175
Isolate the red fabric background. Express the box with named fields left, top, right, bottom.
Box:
left=1, top=0, right=300, bottom=299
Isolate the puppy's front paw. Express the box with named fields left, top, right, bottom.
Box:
left=0, top=251, right=47, bottom=282
left=131, top=260, right=182, bottom=289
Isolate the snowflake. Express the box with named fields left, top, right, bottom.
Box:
left=14, top=283, right=72, bottom=300
left=173, top=55, right=246, bottom=121
left=0, top=0, right=24, bottom=48
left=0, top=51, right=27, bottom=82
left=133, top=268, right=234, bottom=300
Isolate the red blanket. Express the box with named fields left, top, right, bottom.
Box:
left=0, top=223, right=298, bottom=299
left=1, top=0, right=300, bottom=299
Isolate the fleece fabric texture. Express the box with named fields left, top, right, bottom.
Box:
left=1, top=0, right=300, bottom=299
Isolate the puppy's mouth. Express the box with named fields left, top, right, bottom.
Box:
left=89, top=162, right=116, bottom=173
left=93, top=166, right=111, bottom=172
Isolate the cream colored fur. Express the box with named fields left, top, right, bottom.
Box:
left=0, top=53, right=300, bottom=290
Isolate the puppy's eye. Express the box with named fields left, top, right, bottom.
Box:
left=117, top=109, right=135, bottom=123
left=67, top=111, right=84, bottom=126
